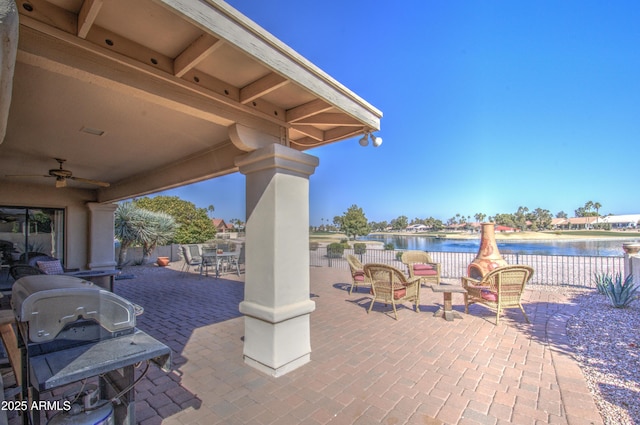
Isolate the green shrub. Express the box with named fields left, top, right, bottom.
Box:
left=593, top=272, right=610, bottom=295
left=604, top=273, right=638, bottom=308
left=327, top=242, right=345, bottom=258
left=353, top=243, right=367, bottom=255
left=395, top=251, right=404, bottom=261
left=383, top=242, right=394, bottom=251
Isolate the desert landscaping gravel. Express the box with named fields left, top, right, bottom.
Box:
left=565, top=289, right=639, bottom=425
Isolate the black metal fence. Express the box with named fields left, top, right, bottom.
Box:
left=310, top=247, right=624, bottom=288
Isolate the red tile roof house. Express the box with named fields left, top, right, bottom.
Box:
left=211, top=218, right=235, bottom=233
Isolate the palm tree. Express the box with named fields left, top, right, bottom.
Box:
left=594, top=202, right=602, bottom=223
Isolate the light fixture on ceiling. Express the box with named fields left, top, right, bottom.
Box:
left=358, top=133, right=369, bottom=147
left=359, top=131, right=382, bottom=147
left=80, top=126, right=105, bottom=136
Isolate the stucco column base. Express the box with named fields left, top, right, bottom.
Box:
left=236, top=143, right=319, bottom=376
left=242, top=314, right=312, bottom=377
left=87, top=202, right=118, bottom=270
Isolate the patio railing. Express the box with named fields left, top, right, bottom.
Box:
left=310, top=247, right=624, bottom=288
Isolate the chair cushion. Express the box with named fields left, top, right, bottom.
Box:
left=414, top=268, right=438, bottom=276
left=354, top=272, right=366, bottom=282
left=413, top=264, right=434, bottom=271
left=393, top=288, right=407, bottom=299
left=37, top=259, right=64, bottom=275
left=369, top=287, right=407, bottom=299
left=481, top=289, right=498, bottom=302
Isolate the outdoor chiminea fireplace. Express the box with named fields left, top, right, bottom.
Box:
left=467, top=223, right=508, bottom=279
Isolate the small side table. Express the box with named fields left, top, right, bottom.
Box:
left=431, top=284, right=467, bottom=321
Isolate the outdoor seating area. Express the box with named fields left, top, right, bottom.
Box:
left=350, top=250, right=533, bottom=325
left=0, top=262, right=593, bottom=424
left=180, top=243, right=244, bottom=278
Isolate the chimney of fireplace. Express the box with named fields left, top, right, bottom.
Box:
left=467, top=222, right=508, bottom=279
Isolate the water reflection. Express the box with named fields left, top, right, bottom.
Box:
left=363, top=235, right=636, bottom=257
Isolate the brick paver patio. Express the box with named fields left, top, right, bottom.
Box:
left=78, top=263, right=601, bottom=424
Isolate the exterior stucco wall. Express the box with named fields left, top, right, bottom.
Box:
left=0, top=181, right=95, bottom=269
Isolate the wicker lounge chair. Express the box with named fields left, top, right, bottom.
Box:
left=401, top=250, right=441, bottom=286
left=461, top=265, right=534, bottom=325
left=346, top=254, right=370, bottom=294
left=363, top=263, right=421, bottom=320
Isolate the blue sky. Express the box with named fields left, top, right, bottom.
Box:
left=158, top=1, right=640, bottom=225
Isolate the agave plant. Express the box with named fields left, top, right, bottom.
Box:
left=604, top=273, right=638, bottom=308
left=592, top=272, right=610, bottom=295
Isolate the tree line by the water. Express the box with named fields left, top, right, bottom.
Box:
left=322, top=201, right=606, bottom=240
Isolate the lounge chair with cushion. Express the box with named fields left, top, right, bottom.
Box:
left=363, top=263, right=421, bottom=320
left=401, top=250, right=441, bottom=286
left=461, top=265, right=534, bottom=325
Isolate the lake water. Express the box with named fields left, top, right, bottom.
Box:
left=362, top=235, right=639, bottom=257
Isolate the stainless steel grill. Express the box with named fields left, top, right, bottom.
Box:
left=11, top=274, right=170, bottom=425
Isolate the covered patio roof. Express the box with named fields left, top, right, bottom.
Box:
left=0, top=0, right=381, bottom=202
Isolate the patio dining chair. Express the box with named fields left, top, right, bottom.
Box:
left=181, top=245, right=202, bottom=274
left=401, top=250, right=441, bottom=286
left=461, top=265, right=534, bottom=325
left=227, top=245, right=244, bottom=276
left=346, top=254, right=370, bottom=295
left=363, top=263, right=421, bottom=320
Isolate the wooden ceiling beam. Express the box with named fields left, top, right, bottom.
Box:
left=17, top=0, right=76, bottom=34
left=77, top=0, right=103, bottom=39
left=84, top=25, right=174, bottom=74
left=291, top=124, right=324, bottom=141
left=324, top=126, right=364, bottom=142
left=240, top=72, right=289, bottom=104
left=293, top=112, right=362, bottom=126
left=174, top=33, right=221, bottom=78
left=286, top=98, right=332, bottom=123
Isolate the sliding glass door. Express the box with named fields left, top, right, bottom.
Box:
left=0, top=206, right=65, bottom=264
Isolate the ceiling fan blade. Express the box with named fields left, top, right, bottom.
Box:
left=69, top=176, right=111, bottom=187
left=4, top=174, right=52, bottom=178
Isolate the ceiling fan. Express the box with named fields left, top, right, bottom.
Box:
left=6, top=158, right=110, bottom=188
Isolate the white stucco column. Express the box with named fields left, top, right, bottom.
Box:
left=236, top=143, right=319, bottom=377
left=623, top=243, right=640, bottom=287
left=87, top=202, right=117, bottom=270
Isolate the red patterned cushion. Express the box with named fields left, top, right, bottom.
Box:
left=413, top=264, right=433, bottom=271
left=37, top=260, right=64, bottom=275
left=354, top=272, right=365, bottom=282
left=481, top=289, right=497, bottom=301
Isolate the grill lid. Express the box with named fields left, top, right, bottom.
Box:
left=11, top=275, right=136, bottom=343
